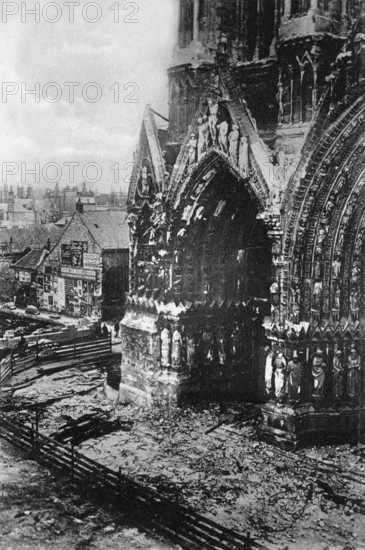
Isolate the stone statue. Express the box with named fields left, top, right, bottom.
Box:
left=332, top=259, right=341, bottom=278
left=270, top=279, right=279, bottom=306
left=264, top=347, right=274, bottom=396
left=312, top=349, right=326, bottom=396
left=197, top=115, right=210, bottom=158
left=314, top=261, right=321, bottom=280
left=171, top=327, right=183, bottom=368
left=202, top=328, right=215, bottom=365
left=274, top=352, right=287, bottom=400
left=186, top=333, right=195, bottom=369
left=218, top=119, right=229, bottom=153
left=350, top=291, right=360, bottom=321
left=228, top=124, right=240, bottom=164
left=217, top=328, right=226, bottom=365
left=239, top=135, right=249, bottom=176
left=127, top=213, right=138, bottom=236
left=332, top=350, right=344, bottom=398
left=188, top=133, right=198, bottom=165
left=207, top=98, right=219, bottom=145
left=160, top=327, right=171, bottom=368
left=231, top=324, right=242, bottom=358
left=287, top=352, right=302, bottom=401
left=347, top=348, right=361, bottom=398
left=312, top=282, right=322, bottom=309
left=333, top=285, right=341, bottom=311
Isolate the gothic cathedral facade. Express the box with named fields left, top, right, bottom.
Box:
left=122, top=0, right=365, bottom=447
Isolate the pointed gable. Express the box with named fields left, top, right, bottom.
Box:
left=128, top=106, right=166, bottom=207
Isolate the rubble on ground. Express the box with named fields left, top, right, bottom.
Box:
left=2, top=364, right=365, bottom=550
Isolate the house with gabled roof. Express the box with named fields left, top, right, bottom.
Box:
left=37, top=207, right=129, bottom=320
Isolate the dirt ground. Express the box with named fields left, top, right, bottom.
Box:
left=2, top=362, right=365, bottom=550
left=0, top=438, right=180, bottom=550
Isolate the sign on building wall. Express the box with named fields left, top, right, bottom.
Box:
left=61, top=267, right=97, bottom=281
left=83, top=252, right=100, bottom=270
left=56, top=277, right=65, bottom=309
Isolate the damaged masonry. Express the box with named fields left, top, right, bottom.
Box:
left=121, top=0, right=365, bottom=450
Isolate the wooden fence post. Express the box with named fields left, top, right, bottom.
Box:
left=246, top=531, right=251, bottom=550
left=118, top=466, right=122, bottom=501
left=71, top=443, right=74, bottom=480
left=35, top=405, right=39, bottom=433
left=30, top=424, right=35, bottom=453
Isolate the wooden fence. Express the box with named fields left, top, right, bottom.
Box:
left=0, top=337, right=112, bottom=389
left=0, top=335, right=269, bottom=550
left=0, top=412, right=267, bottom=550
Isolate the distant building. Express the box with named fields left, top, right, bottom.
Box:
left=12, top=247, right=50, bottom=307
left=38, top=209, right=129, bottom=319
left=0, top=224, right=62, bottom=267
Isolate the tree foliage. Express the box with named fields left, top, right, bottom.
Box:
left=0, top=264, right=16, bottom=303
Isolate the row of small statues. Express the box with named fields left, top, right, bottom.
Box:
left=187, top=100, right=250, bottom=175
left=265, top=348, right=362, bottom=401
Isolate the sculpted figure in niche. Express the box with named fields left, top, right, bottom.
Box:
left=127, top=213, right=138, bottom=236
left=186, top=333, right=195, bottom=370
left=231, top=323, right=242, bottom=358
left=336, top=227, right=346, bottom=253
left=160, top=327, right=171, bottom=368
left=217, top=328, right=227, bottom=365
left=316, top=228, right=327, bottom=254
left=202, top=328, right=215, bottom=365
left=312, top=282, right=322, bottom=309
left=188, top=132, right=198, bottom=165
left=270, top=279, right=280, bottom=306
left=333, top=285, right=341, bottom=311
left=171, top=326, right=183, bottom=368
left=239, top=135, right=249, bottom=176
left=332, top=259, right=341, bottom=278
left=197, top=115, right=210, bottom=158
left=265, top=347, right=274, bottom=396
left=351, top=264, right=360, bottom=284
left=314, top=261, right=322, bottom=280
left=287, top=351, right=302, bottom=401
left=218, top=118, right=229, bottom=153
left=228, top=124, right=240, bottom=164
left=312, top=349, right=326, bottom=396
left=274, top=352, right=287, bottom=401
left=207, top=98, right=219, bottom=145
left=350, top=290, right=360, bottom=321
left=333, top=350, right=344, bottom=398
left=347, top=348, right=361, bottom=398
left=291, top=283, right=301, bottom=324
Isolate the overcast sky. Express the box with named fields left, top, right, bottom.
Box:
left=0, top=0, right=178, bottom=193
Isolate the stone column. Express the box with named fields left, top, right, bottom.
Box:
left=308, top=0, right=319, bottom=14
left=341, top=0, right=348, bottom=33
left=193, top=0, right=199, bottom=41
left=254, top=0, right=263, bottom=59
left=284, top=0, right=291, bottom=19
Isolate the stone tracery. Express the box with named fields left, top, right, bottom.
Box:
left=121, top=0, right=365, bottom=447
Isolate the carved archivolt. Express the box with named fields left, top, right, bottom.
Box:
left=285, top=99, right=365, bottom=324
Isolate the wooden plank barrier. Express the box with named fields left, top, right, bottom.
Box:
left=0, top=412, right=268, bottom=550
left=0, top=337, right=111, bottom=392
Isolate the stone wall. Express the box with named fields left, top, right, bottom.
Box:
left=119, top=311, right=160, bottom=407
